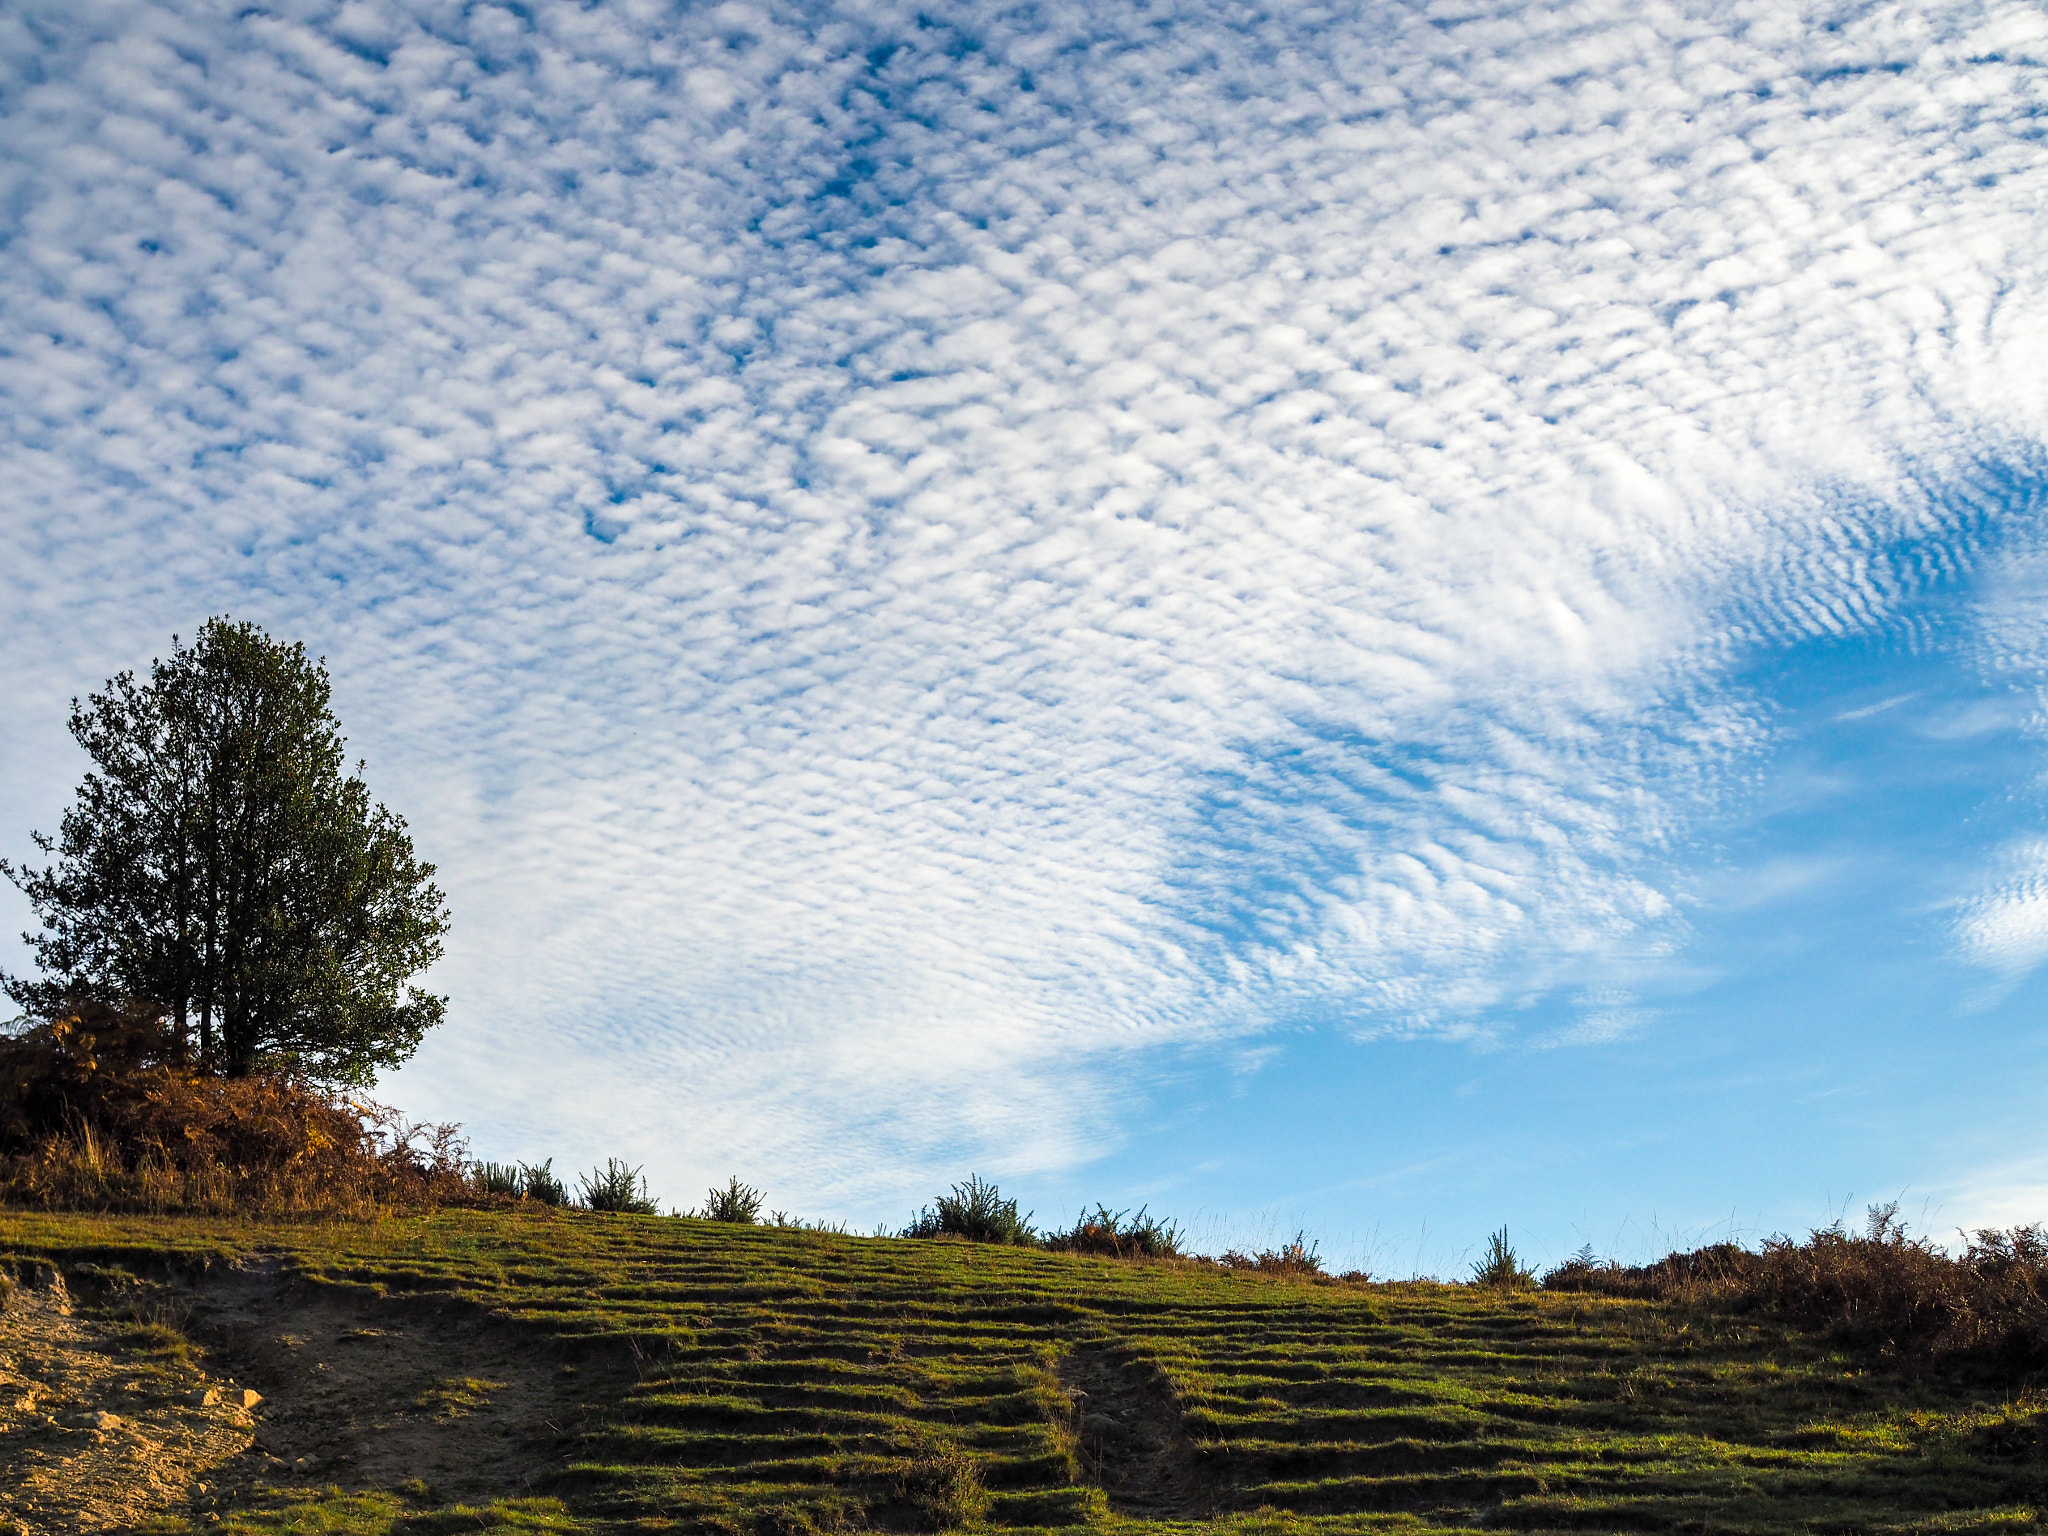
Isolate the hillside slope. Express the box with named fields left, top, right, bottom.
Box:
left=2, top=1208, right=2044, bottom=1534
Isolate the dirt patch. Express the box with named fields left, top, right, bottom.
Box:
left=188, top=1258, right=608, bottom=1503
left=0, top=1265, right=254, bottom=1534
left=0, top=1255, right=622, bottom=1531
left=1057, top=1346, right=1215, bottom=1520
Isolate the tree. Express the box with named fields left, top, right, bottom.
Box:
left=1, top=618, right=449, bottom=1086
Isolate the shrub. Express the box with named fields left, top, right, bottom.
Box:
left=699, top=1176, right=766, bottom=1223
left=1541, top=1239, right=1755, bottom=1299
left=475, top=1161, right=524, bottom=1197
left=902, top=1174, right=1035, bottom=1245
left=1541, top=1204, right=2048, bottom=1379
left=1471, top=1228, right=1537, bottom=1290
left=521, top=1158, right=567, bottom=1206
left=1218, top=1233, right=1324, bottom=1277
left=1044, top=1204, right=1184, bottom=1259
left=472, top=1157, right=567, bottom=1205
left=0, top=999, right=469, bottom=1215
left=578, top=1158, right=659, bottom=1214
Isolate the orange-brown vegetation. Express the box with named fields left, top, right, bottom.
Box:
left=1543, top=1202, right=2048, bottom=1379
left=0, top=1000, right=470, bottom=1217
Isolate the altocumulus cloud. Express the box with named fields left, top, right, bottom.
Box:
left=2, top=0, right=2046, bottom=1208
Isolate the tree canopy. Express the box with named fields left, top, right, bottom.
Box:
left=2, top=618, right=448, bottom=1086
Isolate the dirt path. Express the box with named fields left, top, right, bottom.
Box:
left=1058, top=1345, right=1216, bottom=1520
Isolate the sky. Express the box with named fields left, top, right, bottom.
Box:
left=4, top=0, right=2048, bottom=1275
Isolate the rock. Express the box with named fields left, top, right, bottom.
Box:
left=21, top=1262, right=63, bottom=1291
left=239, top=1387, right=263, bottom=1409
left=91, top=1410, right=122, bottom=1431
left=192, top=1386, right=221, bottom=1407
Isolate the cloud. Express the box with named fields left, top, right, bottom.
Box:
left=1954, top=842, right=2048, bottom=977
left=2, top=0, right=2047, bottom=1206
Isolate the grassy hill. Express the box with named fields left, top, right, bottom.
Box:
left=4, top=1206, right=2046, bottom=1535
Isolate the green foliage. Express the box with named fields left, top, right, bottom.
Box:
left=576, top=1157, right=657, bottom=1214
left=902, top=1173, right=1035, bottom=1245
left=698, top=1175, right=766, bottom=1223
left=1470, top=1226, right=1536, bottom=1289
left=1046, top=1203, right=1184, bottom=1258
left=0, top=617, right=448, bottom=1087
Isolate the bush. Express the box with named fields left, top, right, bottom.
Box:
left=578, top=1158, right=659, bottom=1214
left=1044, top=1204, right=1184, bottom=1259
left=1541, top=1204, right=2048, bottom=1379
left=902, top=1174, right=1035, bottom=1245
left=472, top=1157, right=567, bottom=1205
left=1541, top=1239, right=1754, bottom=1298
left=699, top=1176, right=766, bottom=1223
left=521, top=1158, right=568, bottom=1206
left=0, top=999, right=469, bottom=1215
left=1471, top=1228, right=1536, bottom=1290
left=476, top=1161, right=524, bottom=1197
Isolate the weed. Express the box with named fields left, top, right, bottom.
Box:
left=578, top=1158, right=658, bottom=1214
left=902, top=1173, right=1034, bottom=1245
left=1471, top=1227, right=1537, bottom=1289
left=698, top=1176, right=766, bottom=1224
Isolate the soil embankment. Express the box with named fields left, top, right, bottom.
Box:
left=0, top=1255, right=605, bottom=1533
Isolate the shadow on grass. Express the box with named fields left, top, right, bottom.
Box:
left=136, top=1486, right=578, bottom=1535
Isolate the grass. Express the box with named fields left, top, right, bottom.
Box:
left=10, top=1205, right=2048, bottom=1534
left=414, top=1374, right=510, bottom=1418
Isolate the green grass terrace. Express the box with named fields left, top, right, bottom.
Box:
left=6, top=1206, right=2047, bottom=1535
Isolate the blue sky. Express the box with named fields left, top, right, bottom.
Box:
left=4, top=0, right=2048, bottom=1273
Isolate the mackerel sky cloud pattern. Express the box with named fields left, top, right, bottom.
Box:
left=4, top=0, right=2048, bottom=1232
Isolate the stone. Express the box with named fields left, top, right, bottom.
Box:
left=234, top=1388, right=262, bottom=1410
left=192, top=1386, right=221, bottom=1407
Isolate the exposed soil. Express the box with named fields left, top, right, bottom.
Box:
left=1058, top=1345, right=1217, bottom=1520
left=0, top=1255, right=623, bottom=1532
left=0, top=1264, right=254, bottom=1534
left=188, top=1258, right=612, bottom=1503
